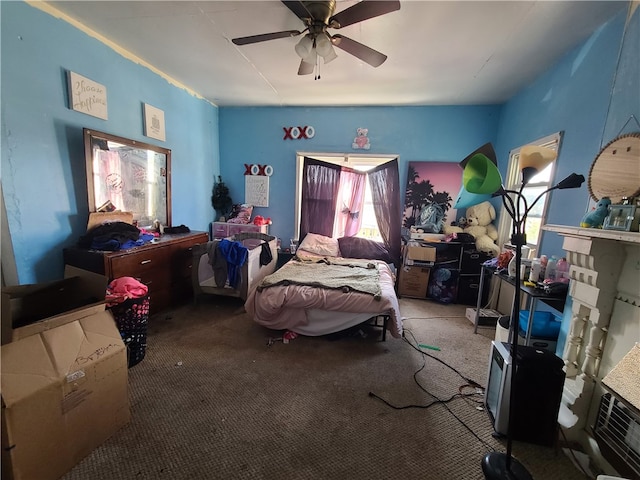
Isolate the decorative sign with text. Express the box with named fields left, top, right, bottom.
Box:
left=67, top=71, right=108, bottom=120
left=283, top=126, right=315, bottom=140
left=245, top=175, right=269, bottom=207
left=143, top=103, right=166, bottom=141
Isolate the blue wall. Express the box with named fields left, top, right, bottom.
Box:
left=1, top=2, right=220, bottom=283
left=219, top=106, right=501, bottom=243
left=497, top=6, right=638, bottom=258
left=1, top=1, right=637, bottom=289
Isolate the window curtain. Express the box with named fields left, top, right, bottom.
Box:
left=333, top=167, right=366, bottom=239
left=368, top=159, right=401, bottom=267
left=300, top=157, right=342, bottom=239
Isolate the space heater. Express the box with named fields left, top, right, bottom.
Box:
left=484, top=341, right=565, bottom=447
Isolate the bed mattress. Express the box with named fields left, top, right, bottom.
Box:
left=244, top=256, right=402, bottom=338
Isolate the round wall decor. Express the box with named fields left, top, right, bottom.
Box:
left=588, top=132, right=640, bottom=203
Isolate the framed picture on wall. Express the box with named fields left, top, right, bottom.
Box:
left=403, top=162, right=461, bottom=234
left=143, top=103, right=166, bottom=141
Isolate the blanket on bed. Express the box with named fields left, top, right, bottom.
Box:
left=257, top=259, right=382, bottom=299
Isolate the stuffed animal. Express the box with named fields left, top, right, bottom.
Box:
left=580, top=197, right=611, bottom=228
left=463, top=201, right=501, bottom=257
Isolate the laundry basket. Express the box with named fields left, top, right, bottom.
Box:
left=108, top=293, right=150, bottom=367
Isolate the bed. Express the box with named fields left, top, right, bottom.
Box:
left=244, top=234, right=403, bottom=340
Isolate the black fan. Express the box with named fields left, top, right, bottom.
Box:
left=231, top=0, right=400, bottom=75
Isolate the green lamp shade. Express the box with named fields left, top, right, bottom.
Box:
left=454, top=186, right=493, bottom=208
left=462, top=153, right=503, bottom=194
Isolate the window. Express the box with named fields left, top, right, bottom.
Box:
left=496, top=132, right=563, bottom=255
left=295, top=153, right=398, bottom=241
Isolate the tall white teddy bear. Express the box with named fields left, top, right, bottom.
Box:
left=462, top=201, right=501, bottom=257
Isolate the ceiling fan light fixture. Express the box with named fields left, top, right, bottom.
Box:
left=322, top=47, right=338, bottom=64
left=315, top=33, right=333, bottom=57
left=294, top=34, right=313, bottom=59
left=303, top=46, right=318, bottom=64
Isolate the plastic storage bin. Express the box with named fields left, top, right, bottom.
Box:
left=518, top=310, right=561, bottom=340
left=109, top=294, right=150, bottom=367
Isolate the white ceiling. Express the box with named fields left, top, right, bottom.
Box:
left=45, top=0, right=629, bottom=107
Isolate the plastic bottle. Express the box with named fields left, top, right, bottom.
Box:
left=539, top=255, right=548, bottom=283
left=529, top=258, right=542, bottom=283
left=545, top=255, right=558, bottom=282
left=556, top=257, right=570, bottom=283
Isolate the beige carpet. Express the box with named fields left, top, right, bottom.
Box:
left=63, top=296, right=586, bottom=480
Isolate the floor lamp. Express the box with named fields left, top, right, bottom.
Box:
left=457, top=143, right=585, bottom=480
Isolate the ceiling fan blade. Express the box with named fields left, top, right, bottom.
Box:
left=298, top=59, right=314, bottom=75
left=329, top=0, right=400, bottom=29
left=281, top=1, right=313, bottom=21
left=232, top=30, right=302, bottom=46
left=331, top=35, right=387, bottom=67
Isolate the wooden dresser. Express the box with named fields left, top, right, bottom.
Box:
left=63, top=231, right=209, bottom=314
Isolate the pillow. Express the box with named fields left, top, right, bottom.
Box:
left=337, top=236, right=393, bottom=263
left=227, top=204, right=253, bottom=224
left=297, top=233, right=341, bottom=257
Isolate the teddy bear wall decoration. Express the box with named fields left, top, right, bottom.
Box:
left=443, top=201, right=501, bottom=257
left=352, top=128, right=370, bottom=150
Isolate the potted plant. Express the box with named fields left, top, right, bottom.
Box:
left=211, top=175, right=233, bottom=221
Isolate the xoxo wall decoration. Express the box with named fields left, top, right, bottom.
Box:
left=283, top=126, right=315, bottom=140
left=244, top=164, right=274, bottom=176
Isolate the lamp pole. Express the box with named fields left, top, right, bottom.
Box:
left=482, top=186, right=533, bottom=480
left=482, top=173, right=585, bottom=479
left=454, top=142, right=584, bottom=479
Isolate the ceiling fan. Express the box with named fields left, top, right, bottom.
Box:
left=231, top=1, right=400, bottom=76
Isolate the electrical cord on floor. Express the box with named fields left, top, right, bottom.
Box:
left=403, top=326, right=483, bottom=389
left=368, top=326, right=495, bottom=452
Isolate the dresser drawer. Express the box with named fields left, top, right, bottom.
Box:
left=211, top=222, right=268, bottom=239
left=134, top=265, right=172, bottom=292
left=211, top=222, right=229, bottom=238
left=173, top=249, right=197, bottom=279
left=227, top=223, right=267, bottom=236
left=109, top=245, right=171, bottom=278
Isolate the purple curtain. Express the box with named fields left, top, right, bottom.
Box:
left=300, top=157, right=341, bottom=239
left=368, top=159, right=402, bottom=267
left=333, top=167, right=366, bottom=238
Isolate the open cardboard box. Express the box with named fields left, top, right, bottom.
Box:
left=1, top=267, right=130, bottom=480
left=1, top=266, right=108, bottom=345
left=403, top=243, right=436, bottom=266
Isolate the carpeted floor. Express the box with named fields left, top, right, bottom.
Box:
left=63, top=296, right=586, bottom=480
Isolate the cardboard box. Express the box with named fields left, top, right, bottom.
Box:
left=398, top=265, right=431, bottom=298
left=1, top=266, right=108, bottom=345
left=1, top=310, right=130, bottom=480
left=403, top=244, right=436, bottom=266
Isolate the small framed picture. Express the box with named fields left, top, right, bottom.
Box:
left=143, top=103, right=166, bottom=141
left=603, top=204, right=636, bottom=231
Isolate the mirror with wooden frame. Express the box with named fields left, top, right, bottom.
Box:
left=588, top=132, right=640, bottom=203
left=84, top=128, right=171, bottom=228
